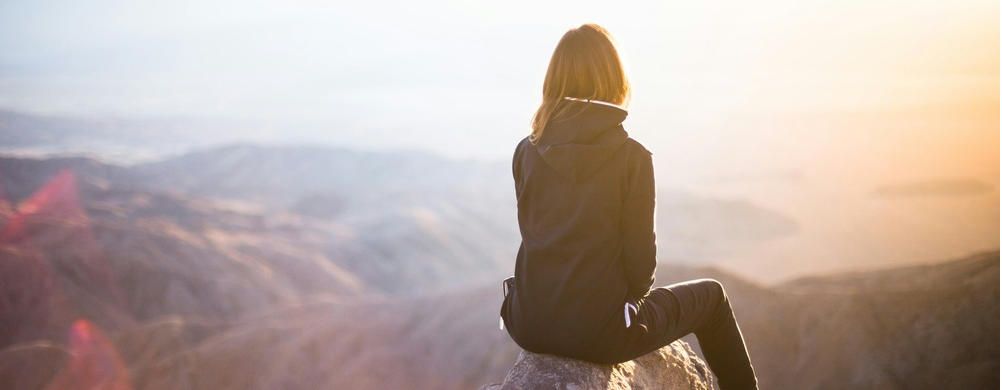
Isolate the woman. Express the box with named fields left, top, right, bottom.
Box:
left=499, top=24, right=758, bottom=390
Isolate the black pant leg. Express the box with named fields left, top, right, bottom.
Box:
left=649, top=279, right=758, bottom=390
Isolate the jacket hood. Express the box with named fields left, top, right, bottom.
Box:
left=534, top=100, right=629, bottom=182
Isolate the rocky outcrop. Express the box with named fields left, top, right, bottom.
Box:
left=481, top=340, right=713, bottom=390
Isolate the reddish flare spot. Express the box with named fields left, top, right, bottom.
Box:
left=1, top=169, right=88, bottom=244
left=0, top=168, right=129, bottom=349
left=45, top=319, right=132, bottom=390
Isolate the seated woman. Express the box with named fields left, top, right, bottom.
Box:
left=499, top=23, right=759, bottom=390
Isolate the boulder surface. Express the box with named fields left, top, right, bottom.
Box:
left=481, top=340, right=714, bottom=390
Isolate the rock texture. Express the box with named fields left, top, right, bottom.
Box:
left=481, top=341, right=713, bottom=390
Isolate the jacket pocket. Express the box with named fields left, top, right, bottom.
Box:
left=502, top=276, right=515, bottom=299
left=500, top=276, right=515, bottom=330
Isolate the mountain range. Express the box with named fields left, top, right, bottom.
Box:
left=0, top=146, right=997, bottom=389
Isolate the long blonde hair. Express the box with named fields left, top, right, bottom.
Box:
left=530, top=24, right=631, bottom=144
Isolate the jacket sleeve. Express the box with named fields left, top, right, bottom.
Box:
left=621, top=146, right=657, bottom=301
left=512, top=141, right=522, bottom=194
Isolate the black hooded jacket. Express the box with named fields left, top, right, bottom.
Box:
left=501, top=99, right=657, bottom=362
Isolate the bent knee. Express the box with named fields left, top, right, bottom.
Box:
left=695, top=278, right=727, bottom=301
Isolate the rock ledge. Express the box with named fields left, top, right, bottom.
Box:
left=481, top=340, right=714, bottom=390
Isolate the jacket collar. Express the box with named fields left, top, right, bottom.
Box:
left=535, top=98, right=629, bottom=147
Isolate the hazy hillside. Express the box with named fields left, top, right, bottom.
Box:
left=4, top=248, right=993, bottom=389
left=1, top=151, right=997, bottom=389
left=131, top=145, right=802, bottom=277
left=656, top=252, right=1000, bottom=390
left=134, top=144, right=509, bottom=208
left=0, top=155, right=519, bottom=294
left=1, top=147, right=801, bottom=292
left=4, top=137, right=997, bottom=285
left=0, top=166, right=367, bottom=346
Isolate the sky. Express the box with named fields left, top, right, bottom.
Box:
left=0, top=0, right=998, bottom=185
